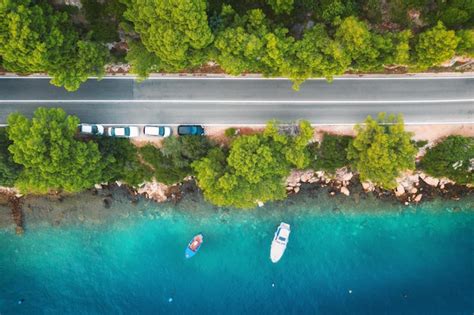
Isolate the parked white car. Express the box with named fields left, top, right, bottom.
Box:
left=106, top=126, right=140, bottom=138
left=143, top=125, right=172, bottom=137
left=78, top=124, right=104, bottom=135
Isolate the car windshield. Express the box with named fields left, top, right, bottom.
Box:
left=91, top=126, right=98, bottom=134
left=124, top=128, right=130, bottom=136
left=159, top=127, right=164, bottom=136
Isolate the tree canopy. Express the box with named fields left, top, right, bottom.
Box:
left=347, top=113, right=417, bottom=189
left=193, top=120, right=312, bottom=208
left=7, top=108, right=104, bottom=193
left=415, top=21, right=460, bottom=68
left=122, top=0, right=214, bottom=72
left=0, top=0, right=108, bottom=91
left=419, top=136, right=474, bottom=185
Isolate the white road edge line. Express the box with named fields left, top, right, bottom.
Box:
left=0, top=99, right=472, bottom=104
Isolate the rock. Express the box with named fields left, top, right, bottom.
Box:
left=294, top=187, right=300, bottom=193
left=340, top=186, right=350, bottom=196
left=286, top=186, right=293, bottom=191
left=94, top=184, right=102, bottom=190
left=414, top=194, right=423, bottom=203
left=409, top=187, right=418, bottom=194
left=137, top=180, right=170, bottom=203
left=308, top=177, right=319, bottom=184
left=336, top=167, right=353, bottom=182
left=300, top=171, right=314, bottom=183
left=315, top=171, right=325, bottom=178
left=421, top=176, right=439, bottom=187
left=257, top=201, right=264, bottom=207
left=78, top=214, right=85, bottom=222
left=404, top=201, right=409, bottom=206
left=116, top=181, right=123, bottom=187
left=330, top=191, right=335, bottom=196
left=361, top=181, right=375, bottom=192
left=395, top=184, right=405, bottom=197
left=15, top=193, right=23, bottom=198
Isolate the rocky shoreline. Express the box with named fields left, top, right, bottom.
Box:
left=285, top=168, right=472, bottom=205
left=0, top=169, right=471, bottom=235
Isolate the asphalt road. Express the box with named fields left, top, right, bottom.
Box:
left=0, top=77, right=472, bottom=125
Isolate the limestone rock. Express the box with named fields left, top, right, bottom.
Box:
left=294, top=187, right=300, bottom=193
left=361, top=181, right=375, bottom=192
left=414, top=194, right=423, bottom=203
left=94, top=184, right=102, bottom=190
left=409, top=187, right=418, bottom=194
left=395, top=184, right=405, bottom=197
left=257, top=201, right=264, bottom=207
left=421, top=176, right=439, bottom=187
left=340, top=186, right=350, bottom=196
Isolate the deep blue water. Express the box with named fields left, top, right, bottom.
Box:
left=0, top=195, right=473, bottom=315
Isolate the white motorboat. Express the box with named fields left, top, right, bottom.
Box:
left=270, top=222, right=291, bottom=263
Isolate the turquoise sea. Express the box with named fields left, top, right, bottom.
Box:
left=0, top=189, right=473, bottom=315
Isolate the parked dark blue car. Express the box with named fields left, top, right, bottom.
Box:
left=177, top=125, right=205, bottom=136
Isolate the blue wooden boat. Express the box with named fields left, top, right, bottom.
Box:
left=185, top=234, right=203, bottom=259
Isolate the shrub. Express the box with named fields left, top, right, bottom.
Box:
left=139, top=145, right=187, bottom=184
left=161, top=135, right=214, bottom=176
left=310, top=134, right=353, bottom=173
left=225, top=128, right=237, bottom=138
left=419, top=136, right=474, bottom=185
left=97, top=137, right=152, bottom=187
left=347, top=113, right=417, bottom=189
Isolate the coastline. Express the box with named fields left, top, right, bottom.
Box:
left=1, top=176, right=472, bottom=235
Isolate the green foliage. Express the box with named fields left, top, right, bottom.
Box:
left=419, top=136, right=474, bottom=185
left=81, top=0, right=125, bottom=43
left=139, top=145, right=186, bottom=184
left=0, top=128, right=22, bottom=187
left=318, top=0, right=358, bottom=24
left=161, top=135, right=214, bottom=176
left=347, top=113, right=417, bottom=189
left=193, top=120, right=312, bottom=208
left=283, top=24, right=350, bottom=88
left=415, top=21, right=460, bottom=68
left=437, top=0, right=473, bottom=29
left=0, top=0, right=109, bottom=91
left=125, top=40, right=162, bottom=79
left=213, top=8, right=290, bottom=75
left=266, top=0, right=294, bottom=14
left=414, top=139, right=429, bottom=148
left=122, top=0, right=214, bottom=72
left=225, top=127, right=237, bottom=138
left=6, top=108, right=104, bottom=193
left=310, top=134, right=352, bottom=173
left=49, top=40, right=109, bottom=92
left=456, top=29, right=474, bottom=57
left=390, top=30, right=413, bottom=65
left=335, top=16, right=382, bottom=70
left=97, top=137, right=152, bottom=187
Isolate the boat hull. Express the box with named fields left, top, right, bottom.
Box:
left=185, top=234, right=203, bottom=259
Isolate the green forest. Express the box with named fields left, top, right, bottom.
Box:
left=1, top=0, right=473, bottom=90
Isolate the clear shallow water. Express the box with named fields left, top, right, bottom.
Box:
left=0, top=193, right=473, bottom=315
